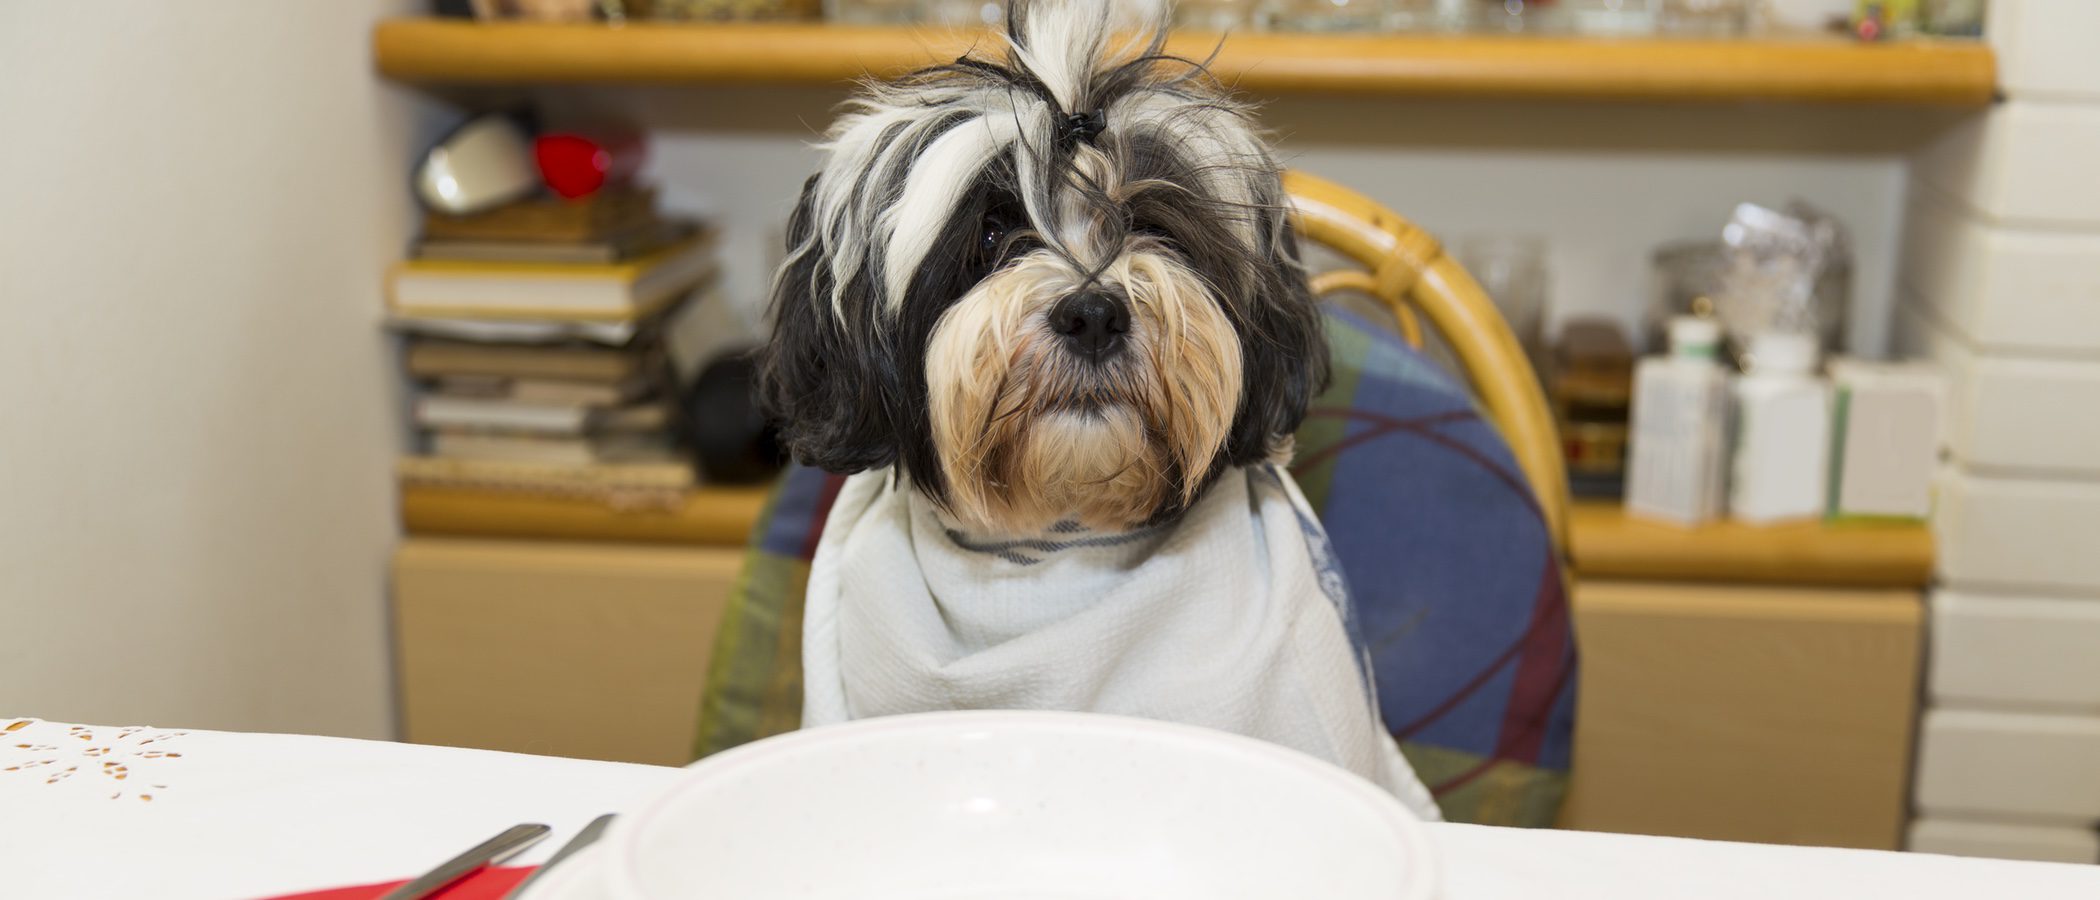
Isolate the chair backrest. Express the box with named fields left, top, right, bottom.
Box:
left=1284, top=170, right=1570, bottom=552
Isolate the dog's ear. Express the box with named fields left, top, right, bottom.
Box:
left=755, top=175, right=900, bottom=474
left=1225, top=207, right=1330, bottom=465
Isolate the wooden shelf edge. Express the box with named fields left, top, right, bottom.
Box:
left=400, top=483, right=772, bottom=547
left=402, top=487, right=1934, bottom=589
left=373, top=20, right=1995, bottom=106
left=1567, top=501, right=1936, bottom=589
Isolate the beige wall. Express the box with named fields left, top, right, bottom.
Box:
left=0, top=2, right=433, bottom=737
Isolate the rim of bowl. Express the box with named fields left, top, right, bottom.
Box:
left=601, top=710, right=1439, bottom=900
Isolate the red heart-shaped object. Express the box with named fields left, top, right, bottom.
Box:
left=536, top=135, right=613, bottom=200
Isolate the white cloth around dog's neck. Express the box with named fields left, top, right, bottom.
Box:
left=801, top=464, right=1441, bottom=819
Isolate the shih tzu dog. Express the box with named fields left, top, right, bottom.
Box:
left=758, top=0, right=1438, bottom=815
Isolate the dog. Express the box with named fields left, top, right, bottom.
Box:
left=756, top=0, right=1438, bottom=815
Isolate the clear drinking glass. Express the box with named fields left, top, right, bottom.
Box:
left=1658, top=0, right=1748, bottom=35
left=1386, top=0, right=1470, bottom=31
left=1468, top=0, right=1566, bottom=33
left=1561, top=0, right=1660, bottom=35
left=826, top=0, right=921, bottom=23
left=1458, top=235, right=1550, bottom=377
left=1921, top=0, right=1984, bottom=36
left=1259, top=0, right=1388, bottom=32
left=917, top=0, right=1004, bottom=25
left=1176, top=0, right=1256, bottom=30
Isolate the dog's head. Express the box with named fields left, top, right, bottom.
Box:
left=758, top=0, right=1327, bottom=533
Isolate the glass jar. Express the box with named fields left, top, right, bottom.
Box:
left=1469, top=0, right=1567, bottom=33
left=918, top=0, right=1003, bottom=25
left=1647, top=240, right=1850, bottom=366
left=1176, top=0, right=1256, bottom=30
left=1260, top=0, right=1388, bottom=32
left=1658, top=0, right=1748, bottom=35
left=822, top=0, right=920, bottom=23
left=1458, top=234, right=1551, bottom=377
left=1921, top=0, right=1983, bottom=36
left=1562, top=0, right=1660, bottom=35
left=1387, top=0, right=1470, bottom=31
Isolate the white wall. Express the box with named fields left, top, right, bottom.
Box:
left=563, top=85, right=1949, bottom=358
left=0, top=2, right=433, bottom=737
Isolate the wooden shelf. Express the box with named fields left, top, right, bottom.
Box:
left=1569, top=500, right=1935, bottom=588
left=400, top=483, right=771, bottom=547
left=401, top=486, right=1935, bottom=588
left=373, top=19, right=1994, bottom=106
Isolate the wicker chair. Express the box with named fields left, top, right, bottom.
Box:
left=1285, top=170, right=1569, bottom=550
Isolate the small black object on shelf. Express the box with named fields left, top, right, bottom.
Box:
left=679, top=349, right=785, bottom=485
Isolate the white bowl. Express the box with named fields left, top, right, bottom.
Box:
left=599, top=711, right=1438, bottom=900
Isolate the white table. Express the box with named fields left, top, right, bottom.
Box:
left=6, top=716, right=2098, bottom=899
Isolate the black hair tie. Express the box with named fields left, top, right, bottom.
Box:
left=1057, top=109, right=1107, bottom=149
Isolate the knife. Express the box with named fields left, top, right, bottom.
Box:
left=502, top=814, right=616, bottom=900
left=379, top=822, right=551, bottom=900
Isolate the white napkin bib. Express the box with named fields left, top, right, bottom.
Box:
left=802, top=464, right=1440, bottom=819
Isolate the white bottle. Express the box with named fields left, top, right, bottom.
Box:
left=1626, top=317, right=1731, bottom=526
left=1728, top=331, right=1832, bottom=524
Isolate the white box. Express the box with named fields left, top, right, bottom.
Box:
left=1936, top=469, right=2100, bottom=592
left=1890, top=302, right=1977, bottom=462
left=1900, top=186, right=2100, bottom=353
left=1910, top=817, right=2100, bottom=864
left=1915, top=708, right=2100, bottom=819
left=1968, top=357, right=2100, bottom=476
left=1988, top=0, right=2100, bottom=102
left=1827, top=359, right=1944, bottom=519
left=1932, top=589, right=2100, bottom=710
left=1914, top=102, right=2100, bottom=228
left=1897, top=303, right=2100, bottom=476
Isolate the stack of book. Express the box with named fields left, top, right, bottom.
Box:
left=390, top=186, right=718, bottom=505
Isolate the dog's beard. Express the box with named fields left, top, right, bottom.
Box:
left=925, top=248, right=1242, bottom=534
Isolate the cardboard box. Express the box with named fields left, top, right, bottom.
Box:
left=1827, top=359, right=1945, bottom=520
left=394, top=537, right=742, bottom=766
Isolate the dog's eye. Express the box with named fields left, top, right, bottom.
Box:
left=981, top=221, right=1008, bottom=254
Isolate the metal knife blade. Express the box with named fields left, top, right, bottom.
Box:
left=502, top=814, right=616, bottom=900
left=380, top=822, right=551, bottom=900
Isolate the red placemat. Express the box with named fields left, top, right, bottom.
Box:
left=260, top=865, right=537, bottom=900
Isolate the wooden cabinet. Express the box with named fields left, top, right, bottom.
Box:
left=389, top=492, right=1935, bottom=843
left=1559, top=502, right=1931, bottom=849
left=393, top=537, right=743, bottom=766
left=1559, top=581, right=1924, bottom=849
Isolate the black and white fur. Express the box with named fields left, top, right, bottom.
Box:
left=758, top=0, right=1327, bottom=534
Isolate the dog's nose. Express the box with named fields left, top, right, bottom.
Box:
left=1050, top=291, right=1130, bottom=358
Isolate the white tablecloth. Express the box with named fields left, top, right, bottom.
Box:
left=6, top=716, right=2098, bottom=899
